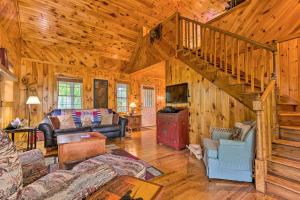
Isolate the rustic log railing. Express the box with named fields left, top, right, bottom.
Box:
left=174, top=13, right=279, bottom=193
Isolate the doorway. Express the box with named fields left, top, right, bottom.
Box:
left=141, top=86, right=156, bottom=127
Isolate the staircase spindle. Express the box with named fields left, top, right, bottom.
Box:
left=204, top=28, right=207, bottom=63
left=250, top=45, right=254, bottom=92
left=245, top=44, right=249, bottom=83
left=220, top=33, right=223, bottom=70
left=237, top=40, right=240, bottom=83
left=214, top=31, right=217, bottom=69
left=210, top=29, right=213, bottom=63
left=231, top=38, right=235, bottom=75
left=192, top=22, right=195, bottom=51
left=224, top=35, right=228, bottom=75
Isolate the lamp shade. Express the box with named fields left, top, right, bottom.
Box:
left=26, top=96, right=41, bottom=105
left=129, top=102, right=137, bottom=108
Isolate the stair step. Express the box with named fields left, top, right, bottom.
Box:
left=280, top=126, right=300, bottom=142
left=272, top=142, right=300, bottom=161
left=273, top=139, right=300, bottom=148
left=268, top=156, right=300, bottom=183
left=268, top=155, right=300, bottom=170
left=280, top=125, right=300, bottom=130
left=278, top=112, right=300, bottom=126
left=266, top=175, right=300, bottom=199
left=279, top=111, right=300, bottom=116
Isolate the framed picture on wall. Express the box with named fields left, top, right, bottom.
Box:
left=94, top=79, right=108, bottom=108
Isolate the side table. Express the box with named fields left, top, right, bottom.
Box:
left=123, top=114, right=142, bottom=132
left=4, top=127, right=37, bottom=150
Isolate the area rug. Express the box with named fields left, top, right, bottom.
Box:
left=44, top=145, right=164, bottom=180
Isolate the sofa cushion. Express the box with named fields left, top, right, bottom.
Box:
left=19, top=162, right=117, bottom=200
left=235, top=122, right=251, bottom=141
left=48, top=116, right=60, bottom=129
left=54, top=127, right=91, bottom=136
left=203, top=138, right=219, bottom=159
left=100, top=113, right=113, bottom=125
left=19, top=149, right=48, bottom=186
left=92, top=125, right=120, bottom=133
left=74, top=154, right=146, bottom=179
left=57, top=114, right=76, bottom=129
left=0, top=130, right=23, bottom=199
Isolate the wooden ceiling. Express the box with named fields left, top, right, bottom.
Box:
left=17, top=0, right=227, bottom=64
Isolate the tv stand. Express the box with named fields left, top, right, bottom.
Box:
left=156, top=107, right=189, bottom=150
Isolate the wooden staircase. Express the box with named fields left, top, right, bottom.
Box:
left=172, top=13, right=300, bottom=199
left=265, top=96, right=300, bottom=199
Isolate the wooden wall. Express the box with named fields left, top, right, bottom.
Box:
left=16, top=59, right=165, bottom=125
left=166, top=57, right=255, bottom=144
left=0, top=0, right=21, bottom=128
left=279, top=38, right=300, bottom=101
left=209, top=0, right=300, bottom=44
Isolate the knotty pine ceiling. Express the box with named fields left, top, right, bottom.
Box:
left=17, top=0, right=227, bottom=66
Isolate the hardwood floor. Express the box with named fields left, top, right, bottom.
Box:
left=25, top=127, right=277, bottom=200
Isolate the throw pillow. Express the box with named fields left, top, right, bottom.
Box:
left=101, top=114, right=113, bottom=125
left=57, top=115, right=76, bottom=129
left=235, top=122, right=251, bottom=141
left=0, top=130, right=23, bottom=199
left=48, top=116, right=60, bottom=130
left=113, top=114, right=119, bottom=125
left=229, top=127, right=242, bottom=140
left=81, top=114, right=93, bottom=127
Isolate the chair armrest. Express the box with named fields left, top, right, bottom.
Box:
left=219, top=139, right=245, bottom=146
left=38, top=122, right=56, bottom=148
left=218, top=139, right=252, bottom=170
left=210, top=127, right=235, bottom=140
left=19, top=149, right=48, bottom=186
left=118, top=116, right=128, bottom=137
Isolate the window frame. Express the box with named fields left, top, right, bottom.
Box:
left=116, top=81, right=129, bottom=113
left=57, top=78, right=83, bottom=109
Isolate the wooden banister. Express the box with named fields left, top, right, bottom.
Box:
left=179, top=16, right=275, bottom=52
left=260, top=80, right=276, bottom=103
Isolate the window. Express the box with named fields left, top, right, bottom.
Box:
left=116, top=83, right=128, bottom=113
left=57, top=78, right=82, bottom=109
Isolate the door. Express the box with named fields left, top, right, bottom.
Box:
left=94, top=79, right=108, bottom=108
left=141, top=86, right=156, bottom=127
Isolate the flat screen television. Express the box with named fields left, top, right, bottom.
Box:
left=166, top=83, right=188, bottom=104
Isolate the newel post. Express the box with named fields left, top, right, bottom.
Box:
left=253, top=98, right=266, bottom=193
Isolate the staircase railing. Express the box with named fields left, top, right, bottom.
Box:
left=175, top=13, right=279, bottom=193
left=176, top=14, right=277, bottom=93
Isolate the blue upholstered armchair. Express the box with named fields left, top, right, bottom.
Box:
left=203, top=123, right=256, bottom=182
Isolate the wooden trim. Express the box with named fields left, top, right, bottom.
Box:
left=0, top=101, right=14, bottom=107
left=278, top=33, right=300, bottom=43
left=206, top=0, right=252, bottom=24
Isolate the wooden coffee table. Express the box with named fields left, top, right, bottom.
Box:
left=88, top=175, right=163, bottom=200
left=57, top=132, right=106, bottom=169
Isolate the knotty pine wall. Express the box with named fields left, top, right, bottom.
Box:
left=166, top=57, right=255, bottom=144
left=0, top=0, right=21, bottom=128
left=16, top=59, right=165, bottom=126
left=279, top=38, right=300, bottom=101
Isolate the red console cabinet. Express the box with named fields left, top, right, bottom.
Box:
left=156, top=108, right=189, bottom=150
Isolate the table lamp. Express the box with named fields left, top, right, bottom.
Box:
left=26, top=96, right=41, bottom=126
left=129, top=102, right=137, bottom=115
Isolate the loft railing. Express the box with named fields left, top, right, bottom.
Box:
left=174, top=13, right=279, bottom=193
left=175, top=14, right=277, bottom=93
